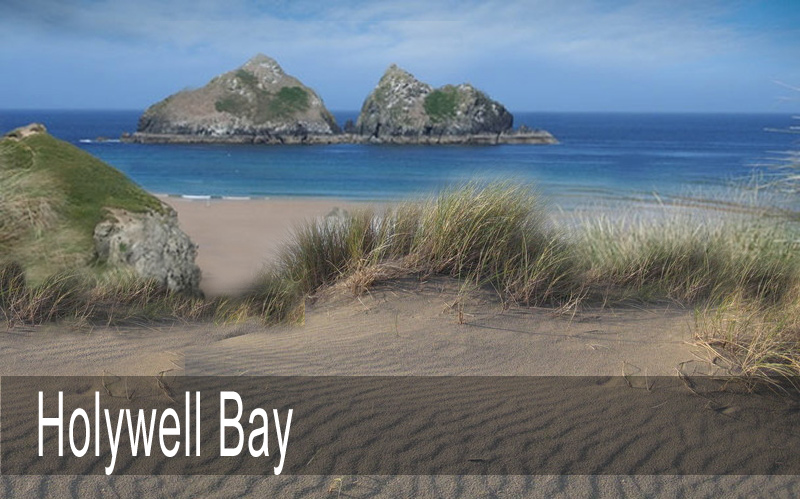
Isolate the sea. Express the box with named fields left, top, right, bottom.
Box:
left=1, top=110, right=797, bottom=210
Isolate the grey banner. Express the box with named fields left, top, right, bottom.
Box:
left=2, top=376, right=799, bottom=475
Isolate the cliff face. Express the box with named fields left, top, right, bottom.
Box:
left=356, top=65, right=513, bottom=138
left=0, top=124, right=201, bottom=294
left=137, top=54, right=340, bottom=139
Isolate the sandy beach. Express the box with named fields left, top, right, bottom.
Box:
left=157, top=196, right=364, bottom=296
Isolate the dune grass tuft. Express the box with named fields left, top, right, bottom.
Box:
left=260, top=182, right=799, bottom=311
left=249, top=182, right=581, bottom=309
left=0, top=264, right=224, bottom=327
left=695, top=292, right=800, bottom=379
left=574, top=211, right=799, bottom=306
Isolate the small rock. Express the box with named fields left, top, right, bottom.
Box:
left=94, top=208, right=202, bottom=295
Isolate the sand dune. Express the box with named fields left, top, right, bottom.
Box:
left=2, top=197, right=799, bottom=496
left=186, top=277, right=697, bottom=376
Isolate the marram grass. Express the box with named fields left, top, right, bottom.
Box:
left=262, top=182, right=800, bottom=310
left=261, top=182, right=581, bottom=307
left=0, top=264, right=225, bottom=327
left=573, top=210, right=798, bottom=305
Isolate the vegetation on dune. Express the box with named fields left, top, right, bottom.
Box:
left=0, top=263, right=228, bottom=327
left=244, top=181, right=800, bottom=379
left=260, top=182, right=799, bottom=310
left=574, top=212, right=798, bottom=305
left=4, top=172, right=800, bottom=380
left=263, top=183, right=578, bottom=310
left=575, top=210, right=800, bottom=379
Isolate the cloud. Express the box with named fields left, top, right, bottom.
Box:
left=2, top=0, right=798, bottom=111
left=0, top=0, right=762, bottom=68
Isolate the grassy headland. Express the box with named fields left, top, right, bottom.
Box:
left=0, top=126, right=165, bottom=281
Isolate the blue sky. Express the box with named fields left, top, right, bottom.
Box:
left=0, top=0, right=798, bottom=112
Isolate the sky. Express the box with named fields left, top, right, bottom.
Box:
left=0, top=0, right=799, bottom=113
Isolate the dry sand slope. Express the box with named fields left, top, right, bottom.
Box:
left=2, top=279, right=800, bottom=496
left=186, top=277, right=697, bottom=376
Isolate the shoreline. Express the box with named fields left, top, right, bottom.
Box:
left=123, top=130, right=558, bottom=145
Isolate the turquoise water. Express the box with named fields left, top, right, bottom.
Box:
left=1, top=110, right=796, bottom=207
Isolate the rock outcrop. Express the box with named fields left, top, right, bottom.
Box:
left=4, top=123, right=47, bottom=139
left=0, top=124, right=201, bottom=294
left=94, top=209, right=200, bottom=294
left=135, top=54, right=339, bottom=141
left=356, top=65, right=514, bottom=139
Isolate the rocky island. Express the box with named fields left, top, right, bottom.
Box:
left=124, top=55, right=556, bottom=145
left=129, top=54, right=340, bottom=144
left=353, top=64, right=554, bottom=144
